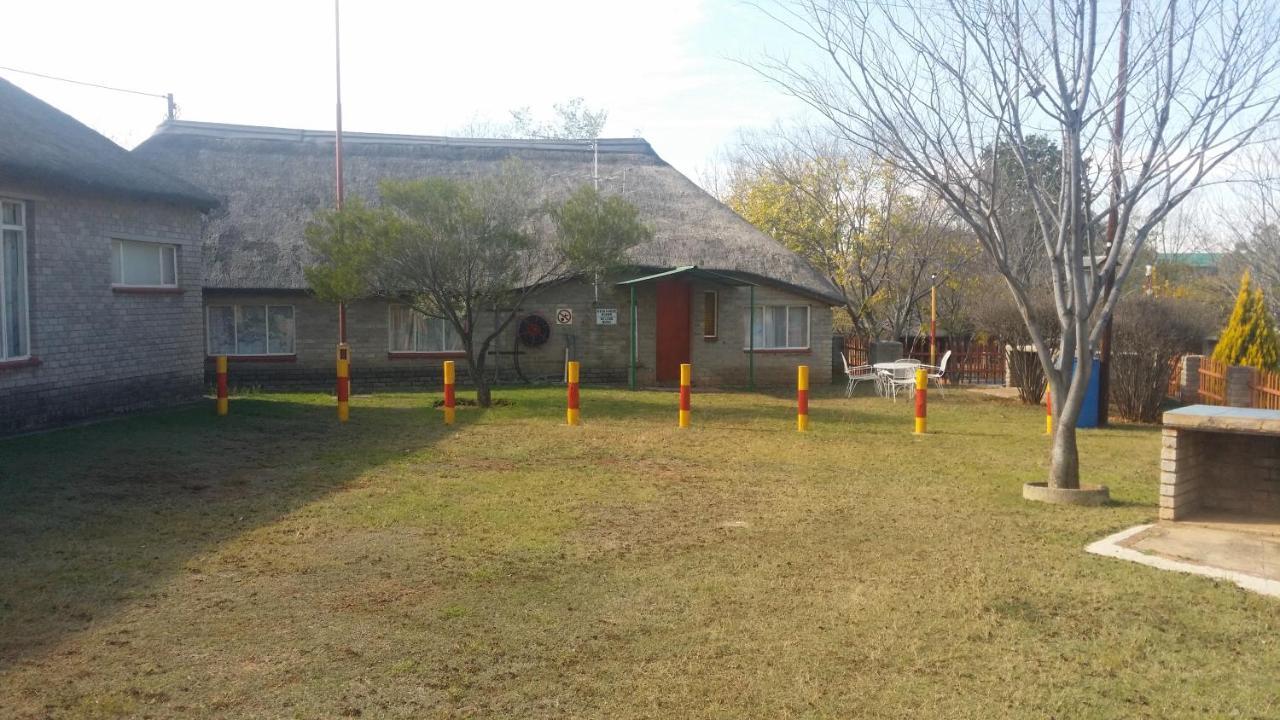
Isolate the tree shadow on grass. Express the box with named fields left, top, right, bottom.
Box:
left=0, top=395, right=480, bottom=671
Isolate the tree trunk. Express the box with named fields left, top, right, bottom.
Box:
left=1048, top=420, right=1081, bottom=490
left=467, top=351, right=492, bottom=408
left=1045, top=355, right=1091, bottom=490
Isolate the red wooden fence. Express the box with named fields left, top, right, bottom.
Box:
left=1166, top=355, right=1182, bottom=400
left=844, top=336, right=1006, bottom=385
left=1197, top=357, right=1226, bottom=405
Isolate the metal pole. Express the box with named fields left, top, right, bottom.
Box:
left=629, top=285, right=637, bottom=390
left=1098, top=0, right=1130, bottom=428
left=748, top=285, right=755, bottom=391
left=334, top=0, right=347, bottom=345
left=930, top=274, right=937, bottom=367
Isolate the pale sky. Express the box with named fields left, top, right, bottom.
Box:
left=1, top=0, right=814, bottom=185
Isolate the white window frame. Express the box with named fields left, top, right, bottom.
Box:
left=111, top=237, right=178, bottom=288
left=206, top=304, right=296, bottom=356
left=743, top=304, right=811, bottom=351
left=387, top=304, right=464, bottom=354
left=1, top=198, right=31, bottom=361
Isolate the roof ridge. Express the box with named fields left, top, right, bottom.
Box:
left=148, top=120, right=656, bottom=155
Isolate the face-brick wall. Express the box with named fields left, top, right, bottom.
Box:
left=0, top=185, right=205, bottom=433
left=204, top=276, right=834, bottom=391
left=1159, top=427, right=1280, bottom=520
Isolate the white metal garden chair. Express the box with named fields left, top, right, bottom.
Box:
left=925, top=349, right=952, bottom=396
left=841, top=352, right=880, bottom=397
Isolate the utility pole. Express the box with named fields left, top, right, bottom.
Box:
left=929, top=273, right=937, bottom=367
left=335, top=0, right=346, bottom=340
left=333, top=0, right=350, bottom=422
left=1098, top=0, right=1130, bottom=427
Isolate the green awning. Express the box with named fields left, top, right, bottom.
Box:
left=616, top=265, right=755, bottom=288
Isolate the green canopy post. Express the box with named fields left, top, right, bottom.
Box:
left=629, top=285, right=637, bottom=390
left=748, top=284, right=755, bottom=391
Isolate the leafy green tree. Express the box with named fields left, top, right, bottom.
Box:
left=1213, top=270, right=1280, bottom=370
left=306, top=165, right=649, bottom=406
left=724, top=128, right=973, bottom=339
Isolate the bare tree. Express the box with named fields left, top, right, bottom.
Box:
left=1222, top=138, right=1280, bottom=314
left=751, top=0, right=1280, bottom=491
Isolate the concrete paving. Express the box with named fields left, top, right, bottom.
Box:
left=1087, top=520, right=1280, bottom=597
left=1121, top=522, right=1280, bottom=581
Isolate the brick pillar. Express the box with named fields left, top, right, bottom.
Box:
left=1225, top=365, right=1257, bottom=408
left=1179, top=355, right=1201, bottom=404
left=1158, top=427, right=1202, bottom=521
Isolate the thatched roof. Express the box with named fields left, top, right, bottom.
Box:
left=133, top=120, right=841, bottom=302
left=0, top=77, right=216, bottom=209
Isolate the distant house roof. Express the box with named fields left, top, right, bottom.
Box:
left=1158, top=252, right=1222, bottom=269
left=0, top=77, right=216, bottom=209
left=132, top=120, right=842, bottom=303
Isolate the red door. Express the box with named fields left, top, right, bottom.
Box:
left=655, top=279, right=692, bottom=384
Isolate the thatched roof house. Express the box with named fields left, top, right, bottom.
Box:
left=134, top=121, right=839, bottom=302
left=133, top=120, right=838, bottom=388
left=0, top=78, right=215, bottom=209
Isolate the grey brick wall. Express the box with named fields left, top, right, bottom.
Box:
left=205, top=276, right=834, bottom=391
left=0, top=185, right=205, bottom=434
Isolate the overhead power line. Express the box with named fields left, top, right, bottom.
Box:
left=0, top=63, right=176, bottom=119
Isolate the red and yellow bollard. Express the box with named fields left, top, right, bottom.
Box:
left=566, top=361, right=581, bottom=426
left=336, top=343, right=350, bottom=423
left=678, top=363, right=692, bottom=428
left=914, top=367, right=927, bottom=434
left=215, top=355, right=229, bottom=416
left=797, top=365, right=810, bottom=432
left=1045, top=390, right=1052, bottom=435
left=443, top=360, right=456, bottom=425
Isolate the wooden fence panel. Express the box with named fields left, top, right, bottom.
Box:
left=1198, top=357, right=1226, bottom=405
left=1167, top=356, right=1183, bottom=401
left=1253, top=368, right=1280, bottom=410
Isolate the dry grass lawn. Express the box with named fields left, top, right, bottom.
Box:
left=1, top=385, right=1277, bottom=719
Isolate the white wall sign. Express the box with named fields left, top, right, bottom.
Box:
left=595, top=308, right=618, bottom=325
left=555, top=308, right=574, bottom=325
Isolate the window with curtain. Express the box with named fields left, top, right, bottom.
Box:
left=743, top=304, right=810, bottom=350
left=207, top=305, right=295, bottom=356
left=1, top=199, right=29, bottom=360
left=388, top=305, right=463, bottom=353
left=111, top=238, right=178, bottom=287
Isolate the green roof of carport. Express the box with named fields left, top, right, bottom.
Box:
left=615, top=265, right=756, bottom=287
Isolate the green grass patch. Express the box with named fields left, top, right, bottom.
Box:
left=0, top=386, right=1277, bottom=718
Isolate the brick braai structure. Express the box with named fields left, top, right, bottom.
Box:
left=1159, top=405, right=1280, bottom=521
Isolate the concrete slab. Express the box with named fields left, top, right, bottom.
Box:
left=1163, top=404, right=1280, bottom=436
left=1087, top=524, right=1280, bottom=598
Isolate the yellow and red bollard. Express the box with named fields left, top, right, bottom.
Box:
left=215, top=355, right=229, bottom=416
left=797, top=365, right=810, bottom=432
left=336, top=343, right=350, bottom=423
left=678, top=363, right=692, bottom=428
left=914, top=367, right=927, bottom=434
left=1045, top=390, right=1052, bottom=435
left=566, top=361, right=581, bottom=426
left=443, top=360, right=456, bottom=425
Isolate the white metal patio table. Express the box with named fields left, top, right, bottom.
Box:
left=873, top=360, right=923, bottom=401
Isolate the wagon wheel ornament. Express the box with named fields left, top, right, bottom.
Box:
left=517, top=314, right=551, bottom=347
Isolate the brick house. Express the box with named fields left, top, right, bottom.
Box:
left=0, top=78, right=216, bottom=433
left=134, top=121, right=841, bottom=389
